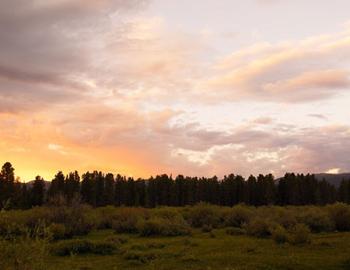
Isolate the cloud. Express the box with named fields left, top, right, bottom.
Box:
left=251, top=117, right=274, bottom=125
left=0, top=0, right=149, bottom=113
left=168, top=123, right=350, bottom=177
left=308, top=114, right=328, bottom=120
left=1, top=1, right=350, bottom=179
left=262, top=70, right=350, bottom=102
left=202, top=29, right=350, bottom=102
left=48, top=144, right=67, bottom=155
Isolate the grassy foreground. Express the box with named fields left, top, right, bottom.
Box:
left=47, top=229, right=350, bottom=270
left=1, top=203, right=350, bottom=269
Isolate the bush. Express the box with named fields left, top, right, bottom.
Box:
left=105, top=235, right=128, bottom=245
left=123, top=250, right=158, bottom=264
left=51, top=205, right=96, bottom=237
left=271, top=225, right=288, bottom=244
left=51, top=239, right=117, bottom=256
left=246, top=218, right=273, bottom=238
left=274, top=208, right=297, bottom=229
left=161, top=220, right=192, bottom=236
left=297, top=207, right=333, bottom=233
left=184, top=203, right=221, bottom=228
left=224, top=205, right=253, bottom=228
left=326, top=203, right=350, bottom=231
left=21, top=205, right=97, bottom=238
left=201, top=224, right=213, bottom=232
left=138, top=218, right=163, bottom=236
left=153, top=208, right=179, bottom=220
left=226, top=227, right=246, bottom=236
left=0, top=237, right=48, bottom=270
left=147, top=242, right=166, bottom=249
left=97, top=207, right=149, bottom=230
left=138, top=217, right=191, bottom=237
left=112, top=209, right=144, bottom=234
left=288, top=224, right=311, bottom=245
left=0, top=213, right=26, bottom=239
left=48, top=223, right=66, bottom=240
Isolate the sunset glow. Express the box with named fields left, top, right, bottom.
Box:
left=1, top=0, right=350, bottom=180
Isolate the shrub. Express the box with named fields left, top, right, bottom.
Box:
left=147, top=242, right=166, bottom=249
left=183, top=238, right=199, bottom=247
left=224, top=205, right=253, bottom=228
left=105, top=235, right=128, bottom=245
left=22, top=205, right=97, bottom=238
left=326, top=203, right=350, bottom=231
left=123, top=250, right=157, bottom=264
left=51, top=240, right=92, bottom=256
left=0, top=237, right=48, bottom=270
left=96, top=206, right=118, bottom=229
left=181, top=253, right=200, bottom=263
left=48, top=223, right=66, bottom=240
left=246, top=218, right=273, bottom=238
left=52, top=205, right=96, bottom=237
left=209, top=231, right=216, bottom=238
left=288, top=224, right=311, bottom=245
left=112, top=209, right=143, bottom=234
left=65, top=214, right=95, bottom=237
left=138, top=218, right=163, bottom=236
left=153, top=208, right=180, bottom=220
left=184, top=203, right=221, bottom=228
left=23, top=207, right=50, bottom=231
left=297, top=207, right=333, bottom=233
left=138, top=217, right=191, bottom=237
left=274, top=208, right=297, bottom=229
left=226, top=227, right=245, bottom=236
left=271, top=225, right=288, bottom=244
left=161, top=219, right=192, bottom=236
left=0, top=213, right=26, bottom=239
left=201, top=224, right=213, bottom=233
left=22, top=219, right=49, bottom=239
left=51, top=239, right=116, bottom=256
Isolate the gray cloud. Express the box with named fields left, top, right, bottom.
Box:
left=0, top=0, right=148, bottom=112
left=308, top=114, right=328, bottom=120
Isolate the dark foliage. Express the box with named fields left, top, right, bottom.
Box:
left=0, top=162, right=349, bottom=210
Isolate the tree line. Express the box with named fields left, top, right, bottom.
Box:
left=0, top=162, right=349, bottom=209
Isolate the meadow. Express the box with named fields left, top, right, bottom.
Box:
left=1, top=203, right=350, bottom=270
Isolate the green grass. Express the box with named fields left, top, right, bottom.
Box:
left=2, top=204, right=350, bottom=269
left=46, top=229, right=350, bottom=270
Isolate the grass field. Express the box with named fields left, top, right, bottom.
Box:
left=1, top=203, right=350, bottom=270
left=46, top=229, right=350, bottom=270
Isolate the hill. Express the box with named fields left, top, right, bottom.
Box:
left=26, top=180, right=51, bottom=190
left=314, top=173, right=350, bottom=188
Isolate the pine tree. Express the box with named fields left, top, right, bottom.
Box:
left=31, top=176, right=45, bottom=206
left=104, top=173, right=115, bottom=206
left=0, top=162, right=16, bottom=208
left=81, top=172, right=96, bottom=206
left=48, top=171, right=65, bottom=199
left=95, top=171, right=105, bottom=207
left=65, top=171, right=80, bottom=203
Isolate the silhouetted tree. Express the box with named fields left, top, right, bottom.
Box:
left=65, top=171, right=80, bottom=203
left=2, top=162, right=350, bottom=209
left=104, top=173, right=115, bottom=206
left=48, top=171, right=65, bottom=199
left=81, top=172, right=96, bottom=206
left=0, top=162, right=15, bottom=208
left=31, top=176, right=45, bottom=206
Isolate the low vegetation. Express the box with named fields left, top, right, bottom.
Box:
left=1, top=203, right=350, bottom=269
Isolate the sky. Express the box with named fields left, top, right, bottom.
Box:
left=1, top=0, right=350, bottom=181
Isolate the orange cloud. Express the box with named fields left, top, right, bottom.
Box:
left=202, top=29, right=350, bottom=102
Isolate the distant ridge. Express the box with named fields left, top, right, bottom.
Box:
left=26, top=180, right=51, bottom=190
left=24, top=174, right=350, bottom=189
left=314, top=173, right=350, bottom=188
